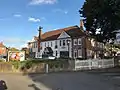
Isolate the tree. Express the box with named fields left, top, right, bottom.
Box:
left=8, top=47, right=19, bottom=51
left=80, top=0, right=120, bottom=43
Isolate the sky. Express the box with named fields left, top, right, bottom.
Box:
left=0, top=0, right=85, bottom=49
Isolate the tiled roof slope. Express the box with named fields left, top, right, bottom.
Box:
left=41, top=25, right=86, bottom=41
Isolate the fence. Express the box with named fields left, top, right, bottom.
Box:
left=0, top=62, right=13, bottom=72
left=74, top=59, right=114, bottom=71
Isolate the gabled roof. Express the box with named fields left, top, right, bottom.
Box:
left=40, top=25, right=86, bottom=41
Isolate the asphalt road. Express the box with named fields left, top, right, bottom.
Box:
left=1, top=71, right=120, bottom=90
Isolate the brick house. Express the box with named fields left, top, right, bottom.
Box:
left=28, top=21, right=104, bottom=59
left=0, top=42, right=7, bottom=59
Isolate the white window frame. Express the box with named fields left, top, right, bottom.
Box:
left=74, top=50, right=77, bottom=58
left=87, top=50, right=91, bottom=57
left=51, top=42, right=52, bottom=47
left=78, top=38, right=82, bottom=45
left=78, top=49, right=82, bottom=58
left=74, top=39, right=77, bottom=45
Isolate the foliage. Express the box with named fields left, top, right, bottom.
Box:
left=10, top=61, right=21, bottom=69
left=9, top=47, right=19, bottom=51
left=8, top=59, right=68, bottom=71
left=0, top=60, right=4, bottom=62
left=80, top=0, right=120, bottom=43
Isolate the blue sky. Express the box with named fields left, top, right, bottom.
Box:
left=0, top=0, right=84, bottom=49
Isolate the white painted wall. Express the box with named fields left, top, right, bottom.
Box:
left=36, top=31, right=72, bottom=58
left=116, top=32, right=120, bottom=44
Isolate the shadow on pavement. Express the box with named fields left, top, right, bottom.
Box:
left=27, top=67, right=120, bottom=90
left=28, top=84, right=41, bottom=90
left=0, top=80, right=8, bottom=90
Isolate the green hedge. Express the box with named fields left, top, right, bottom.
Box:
left=9, top=59, right=68, bottom=70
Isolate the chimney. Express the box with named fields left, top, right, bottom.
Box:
left=38, top=26, right=43, bottom=52
left=80, top=19, right=84, bottom=30
left=38, top=26, right=42, bottom=40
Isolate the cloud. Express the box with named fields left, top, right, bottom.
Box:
left=13, top=14, right=22, bottom=18
left=53, top=9, right=68, bottom=14
left=28, top=17, right=41, bottom=22
left=29, top=0, right=57, bottom=5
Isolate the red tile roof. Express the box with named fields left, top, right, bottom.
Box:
left=40, top=25, right=86, bottom=41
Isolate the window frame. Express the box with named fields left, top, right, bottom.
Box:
left=78, top=49, right=82, bottom=58
left=60, top=40, right=62, bottom=46
left=78, top=38, right=82, bottom=45
left=63, top=40, right=65, bottom=46
left=74, top=50, right=77, bottom=58
left=74, top=39, right=77, bottom=45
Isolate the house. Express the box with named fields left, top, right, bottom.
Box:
left=28, top=20, right=104, bottom=59
left=116, top=30, right=120, bottom=44
left=0, top=42, right=7, bottom=59
left=21, top=47, right=29, bottom=59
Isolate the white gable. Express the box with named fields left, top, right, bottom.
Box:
left=58, top=31, right=70, bottom=39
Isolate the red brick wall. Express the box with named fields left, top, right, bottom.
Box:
left=0, top=47, right=7, bottom=55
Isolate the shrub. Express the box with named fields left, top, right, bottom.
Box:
left=10, top=61, right=21, bottom=69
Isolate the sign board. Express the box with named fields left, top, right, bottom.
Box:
left=8, top=51, right=25, bottom=61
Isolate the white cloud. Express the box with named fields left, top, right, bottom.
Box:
left=29, top=0, right=57, bottom=5
left=28, top=17, right=41, bottom=22
left=53, top=9, right=68, bottom=14
left=13, top=14, right=22, bottom=17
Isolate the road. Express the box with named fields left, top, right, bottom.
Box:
left=1, top=70, right=120, bottom=90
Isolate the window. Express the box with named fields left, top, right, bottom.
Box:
left=78, top=49, right=82, bottom=57
left=55, top=41, right=58, bottom=49
left=60, top=40, right=61, bottom=46
left=87, top=50, right=91, bottom=56
left=40, top=43, right=42, bottom=46
left=45, top=42, right=46, bottom=47
left=33, top=43, right=35, bottom=48
left=78, top=38, right=82, bottom=45
left=35, top=42, right=37, bottom=48
left=63, top=40, right=65, bottom=46
left=74, top=50, right=77, bottom=58
left=48, top=42, right=49, bottom=47
left=55, top=45, right=58, bottom=49
left=51, top=42, right=52, bottom=47
left=55, top=40, right=57, bottom=45
left=56, top=51, right=57, bottom=56
left=74, top=39, right=77, bottom=45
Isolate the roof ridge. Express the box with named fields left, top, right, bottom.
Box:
left=42, top=25, right=79, bottom=34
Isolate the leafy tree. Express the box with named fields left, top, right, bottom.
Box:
left=80, top=0, right=120, bottom=43
left=8, top=47, right=19, bottom=51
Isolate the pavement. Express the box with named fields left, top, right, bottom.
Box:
left=1, top=68, right=120, bottom=90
